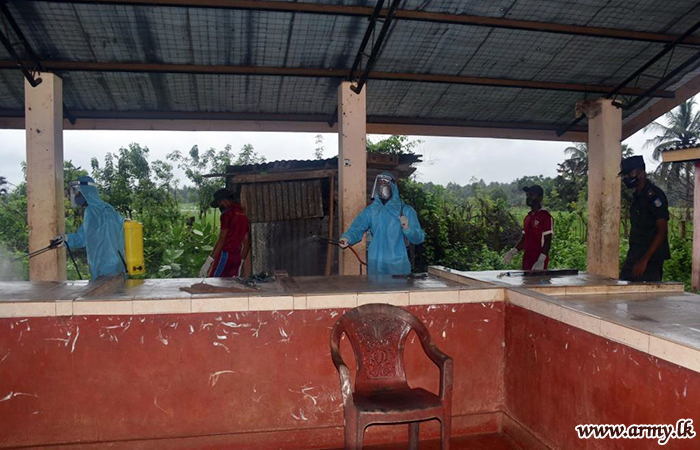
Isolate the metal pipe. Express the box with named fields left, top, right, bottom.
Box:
left=347, top=0, right=385, bottom=81
left=0, top=28, right=41, bottom=86
left=351, top=0, right=403, bottom=94
left=557, top=19, right=700, bottom=136
left=623, top=48, right=700, bottom=111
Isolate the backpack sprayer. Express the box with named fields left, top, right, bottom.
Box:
left=123, top=220, right=145, bottom=276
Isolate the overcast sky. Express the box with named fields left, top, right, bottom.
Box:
left=0, top=98, right=690, bottom=189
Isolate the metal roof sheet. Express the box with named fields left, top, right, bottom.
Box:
left=0, top=0, right=698, bottom=136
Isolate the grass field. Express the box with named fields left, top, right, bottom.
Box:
left=180, top=203, right=221, bottom=228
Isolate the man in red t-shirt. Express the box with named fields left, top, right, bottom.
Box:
left=503, top=185, right=553, bottom=270
left=199, top=188, right=251, bottom=278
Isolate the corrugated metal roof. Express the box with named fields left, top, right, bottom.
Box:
left=224, top=154, right=421, bottom=175
left=0, top=0, right=698, bottom=131
left=661, top=142, right=700, bottom=152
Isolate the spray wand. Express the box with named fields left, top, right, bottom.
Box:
left=24, top=241, right=83, bottom=280
left=312, top=236, right=367, bottom=271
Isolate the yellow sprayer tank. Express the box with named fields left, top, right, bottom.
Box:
left=123, top=220, right=145, bottom=276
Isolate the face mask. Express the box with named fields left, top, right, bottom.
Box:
left=379, top=185, right=392, bottom=200
left=75, top=195, right=87, bottom=207
left=623, top=176, right=638, bottom=189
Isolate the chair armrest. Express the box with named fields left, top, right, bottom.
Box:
left=419, top=336, right=453, bottom=400
left=330, top=325, right=353, bottom=405
left=422, top=341, right=451, bottom=367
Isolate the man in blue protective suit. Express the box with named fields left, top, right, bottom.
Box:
left=51, top=176, right=126, bottom=280
left=339, top=172, right=425, bottom=275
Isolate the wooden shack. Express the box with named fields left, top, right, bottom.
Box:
left=222, top=153, right=421, bottom=276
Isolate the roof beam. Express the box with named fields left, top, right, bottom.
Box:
left=622, top=70, right=700, bottom=139
left=0, top=109, right=587, bottom=141
left=34, top=0, right=700, bottom=46
left=0, top=60, right=676, bottom=98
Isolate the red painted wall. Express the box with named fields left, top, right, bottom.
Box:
left=0, top=303, right=505, bottom=449
left=505, top=304, right=700, bottom=450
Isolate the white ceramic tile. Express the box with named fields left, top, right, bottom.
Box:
left=249, top=295, right=294, bottom=311
left=460, top=288, right=505, bottom=303
left=0, top=302, right=55, bottom=318
left=74, top=300, right=133, bottom=316
left=646, top=283, right=685, bottom=293
left=55, top=301, right=73, bottom=317
left=409, top=290, right=459, bottom=305
left=527, top=298, right=562, bottom=321
left=505, top=290, right=534, bottom=309
left=132, top=299, right=190, bottom=315
left=649, top=336, right=700, bottom=373
left=507, top=290, right=561, bottom=320
left=600, top=321, right=650, bottom=352
left=357, top=291, right=409, bottom=306
left=191, top=296, right=248, bottom=313
left=529, top=287, right=568, bottom=296
left=559, top=307, right=601, bottom=336
left=606, top=284, right=651, bottom=294
left=306, top=294, right=357, bottom=310
left=428, top=268, right=471, bottom=285
left=565, top=286, right=610, bottom=295
left=293, top=296, right=307, bottom=310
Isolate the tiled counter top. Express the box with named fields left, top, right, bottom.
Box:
left=0, top=268, right=697, bottom=374
left=0, top=273, right=503, bottom=317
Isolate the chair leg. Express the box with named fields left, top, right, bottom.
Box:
left=408, top=422, right=420, bottom=450
left=344, top=414, right=364, bottom=450
left=440, top=415, right=451, bottom=450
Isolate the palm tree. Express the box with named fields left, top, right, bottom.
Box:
left=564, top=143, right=634, bottom=159
left=0, top=176, right=8, bottom=198
left=644, top=99, right=700, bottom=236
left=564, top=142, right=586, bottom=160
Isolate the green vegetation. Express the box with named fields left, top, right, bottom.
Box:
left=0, top=98, right=697, bottom=289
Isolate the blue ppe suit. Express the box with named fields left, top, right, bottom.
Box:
left=341, top=175, right=425, bottom=275
left=66, top=176, right=126, bottom=280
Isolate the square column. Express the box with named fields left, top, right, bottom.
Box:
left=337, top=81, right=367, bottom=275
left=694, top=162, right=700, bottom=290
left=25, top=73, right=66, bottom=281
left=584, top=99, right=621, bottom=278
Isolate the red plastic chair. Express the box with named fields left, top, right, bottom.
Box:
left=330, top=303, right=453, bottom=450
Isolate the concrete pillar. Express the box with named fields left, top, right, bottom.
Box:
left=25, top=73, right=66, bottom=281
left=693, top=162, right=700, bottom=290
left=337, top=81, right=367, bottom=275
left=584, top=99, right=621, bottom=279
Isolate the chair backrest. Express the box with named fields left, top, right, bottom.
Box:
left=333, top=303, right=423, bottom=391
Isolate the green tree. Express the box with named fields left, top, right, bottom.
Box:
left=168, top=144, right=233, bottom=217
left=644, top=99, right=700, bottom=235
left=556, top=143, right=634, bottom=209
left=0, top=176, right=8, bottom=198
left=91, top=144, right=182, bottom=277
left=169, top=143, right=265, bottom=217
left=313, top=134, right=325, bottom=160
left=367, top=135, right=421, bottom=154
left=234, top=143, right=266, bottom=166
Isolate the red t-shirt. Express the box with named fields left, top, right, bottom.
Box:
left=220, top=204, right=250, bottom=255
left=522, top=209, right=553, bottom=270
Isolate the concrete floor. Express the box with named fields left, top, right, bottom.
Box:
left=328, top=434, right=521, bottom=450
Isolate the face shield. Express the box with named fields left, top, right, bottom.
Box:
left=371, top=173, right=394, bottom=201
left=69, top=180, right=96, bottom=208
